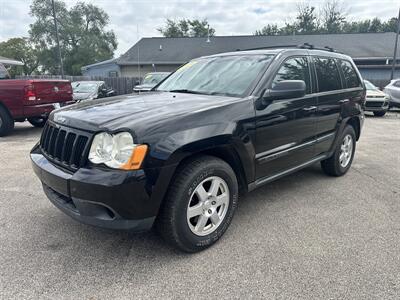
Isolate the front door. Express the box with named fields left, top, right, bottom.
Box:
left=255, top=56, right=318, bottom=180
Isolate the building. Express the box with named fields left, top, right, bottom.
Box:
left=0, top=56, right=23, bottom=66
left=81, top=58, right=120, bottom=77
left=84, top=32, right=400, bottom=86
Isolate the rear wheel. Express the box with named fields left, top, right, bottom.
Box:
left=0, top=106, right=14, bottom=137
left=321, top=125, right=356, bottom=177
left=157, top=156, right=238, bottom=252
left=28, top=117, right=47, bottom=128
left=373, top=111, right=386, bottom=117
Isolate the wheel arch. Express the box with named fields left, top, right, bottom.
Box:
left=346, top=116, right=361, bottom=141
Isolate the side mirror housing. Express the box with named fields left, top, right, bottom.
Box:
left=263, top=80, right=306, bottom=103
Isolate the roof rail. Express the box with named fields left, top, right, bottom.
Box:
left=297, top=43, right=338, bottom=53
left=241, top=43, right=342, bottom=53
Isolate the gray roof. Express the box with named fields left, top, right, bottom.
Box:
left=81, top=58, right=117, bottom=70
left=118, top=32, right=397, bottom=65
left=0, top=55, right=23, bottom=66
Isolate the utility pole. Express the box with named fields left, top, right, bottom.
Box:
left=52, top=0, right=64, bottom=77
left=390, top=7, right=400, bottom=80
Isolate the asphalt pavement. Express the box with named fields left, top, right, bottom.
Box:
left=0, top=112, right=399, bottom=299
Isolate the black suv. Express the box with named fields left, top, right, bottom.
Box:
left=31, top=48, right=365, bottom=252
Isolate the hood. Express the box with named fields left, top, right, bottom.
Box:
left=366, top=89, right=386, bottom=97
left=73, top=91, right=97, bottom=101
left=52, top=91, right=237, bottom=134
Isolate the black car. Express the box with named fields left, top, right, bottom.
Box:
left=72, top=81, right=115, bottom=102
left=31, top=47, right=365, bottom=252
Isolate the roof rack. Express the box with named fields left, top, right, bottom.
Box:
left=297, top=43, right=337, bottom=52
left=241, top=43, right=341, bottom=53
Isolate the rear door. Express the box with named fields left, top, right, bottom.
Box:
left=255, top=55, right=318, bottom=179
left=312, top=56, right=345, bottom=155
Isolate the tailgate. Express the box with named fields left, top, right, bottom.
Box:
left=30, top=80, right=73, bottom=104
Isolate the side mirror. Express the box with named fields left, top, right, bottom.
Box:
left=263, top=80, right=306, bottom=103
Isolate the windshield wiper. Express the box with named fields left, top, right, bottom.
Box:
left=168, top=89, right=206, bottom=95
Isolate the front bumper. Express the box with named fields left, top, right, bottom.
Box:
left=30, top=145, right=155, bottom=231
left=364, top=98, right=389, bottom=112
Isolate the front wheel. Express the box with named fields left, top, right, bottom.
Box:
left=321, top=125, right=356, bottom=177
left=157, top=156, right=238, bottom=252
left=28, top=117, right=47, bottom=128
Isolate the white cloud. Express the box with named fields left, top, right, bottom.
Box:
left=0, top=0, right=397, bottom=56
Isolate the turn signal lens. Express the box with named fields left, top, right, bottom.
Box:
left=120, top=145, right=148, bottom=170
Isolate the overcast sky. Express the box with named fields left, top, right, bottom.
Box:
left=0, top=0, right=397, bottom=56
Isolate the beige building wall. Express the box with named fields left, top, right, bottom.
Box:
left=120, top=64, right=180, bottom=77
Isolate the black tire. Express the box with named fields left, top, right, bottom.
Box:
left=0, top=106, right=14, bottom=137
left=373, top=111, right=386, bottom=117
left=321, top=125, right=356, bottom=177
left=28, top=117, right=47, bottom=128
left=156, top=155, right=238, bottom=252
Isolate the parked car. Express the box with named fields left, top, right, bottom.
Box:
left=31, top=47, right=365, bottom=252
left=363, top=80, right=390, bottom=116
left=0, top=75, right=73, bottom=136
left=133, top=72, right=170, bottom=92
left=72, top=81, right=115, bottom=102
left=383, top=79, right=400, bottom=108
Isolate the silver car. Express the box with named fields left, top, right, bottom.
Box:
left=384, top=79, right=400, bottom=108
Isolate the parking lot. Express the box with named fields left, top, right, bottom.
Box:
left=0, top=112, right=399, bottom=299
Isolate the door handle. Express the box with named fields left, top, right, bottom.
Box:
left=339, top=99, right=350, bottom=104
left=303, top=106, right=317, bottom=112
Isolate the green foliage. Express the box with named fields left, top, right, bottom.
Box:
left=158, top=19, right=215, bottom=38
left=29, top=0, right=117, bottom=75
left=0, top=37, right=39, bottom=76
left=255, top=1, right=398, bottom=36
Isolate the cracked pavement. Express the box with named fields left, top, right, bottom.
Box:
left=0, top=111, right=399, bottom=299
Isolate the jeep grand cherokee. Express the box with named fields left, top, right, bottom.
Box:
left=31, top=48, right=365, bottom=252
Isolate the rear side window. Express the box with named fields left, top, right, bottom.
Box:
left=272, top=56, right=311, bottom=94
left=314, top=57, right=342, bottom=92
left=339, top=60, right=361, bottom=88
left=394, top=80, right=400, bottom=88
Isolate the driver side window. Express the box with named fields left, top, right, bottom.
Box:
left=272, top=57, right=311, bottom=94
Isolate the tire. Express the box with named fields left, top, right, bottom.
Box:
left=156, top=155, right=238, bottom=252
left=0, top=106, right=14, bottom=137
left=373, top=111, right=386, bottom=117
left=28, top=117, right=47, bottom=128
left=321, top=125, right=356, bottom=177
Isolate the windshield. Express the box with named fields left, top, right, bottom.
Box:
left=157, top=55, right=274, bottom=97
left=73, top=82, right=99, bottom=93
left=364, top=80, right=378, bottom=90
left=142, top=73, right=169, bottom=85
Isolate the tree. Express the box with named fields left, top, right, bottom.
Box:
left=255, top=24, right=280, bottom=36
left=158, top=19, right=215, bottom=38
left=296, top=3, right=319, bottom=34
left=29, top=0, right=117, bottom=75
left=321, top=0, right=347, bottom=33
left=0, top=38, right=39, bottom=76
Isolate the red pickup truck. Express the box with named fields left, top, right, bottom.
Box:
left=0, top=74, right=73, bottom=136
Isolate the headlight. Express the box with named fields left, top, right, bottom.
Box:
left=384, top=95, right=390, bottom=100
left=88, top=132, right=148, bottom=170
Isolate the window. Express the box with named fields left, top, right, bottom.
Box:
left=394, top=80, right=400, bottom=88
left=314, top=57, right=342, bottom=92
left=157, top=55, right=274, bottom=97
left=339, top=60, right=361, bottom=88
left=272, top=57, right=311, bottom=94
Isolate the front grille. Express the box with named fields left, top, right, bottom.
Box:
left=365, top=101, right=385, bottom=108
left=40, top=122, right=91, bottom=171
